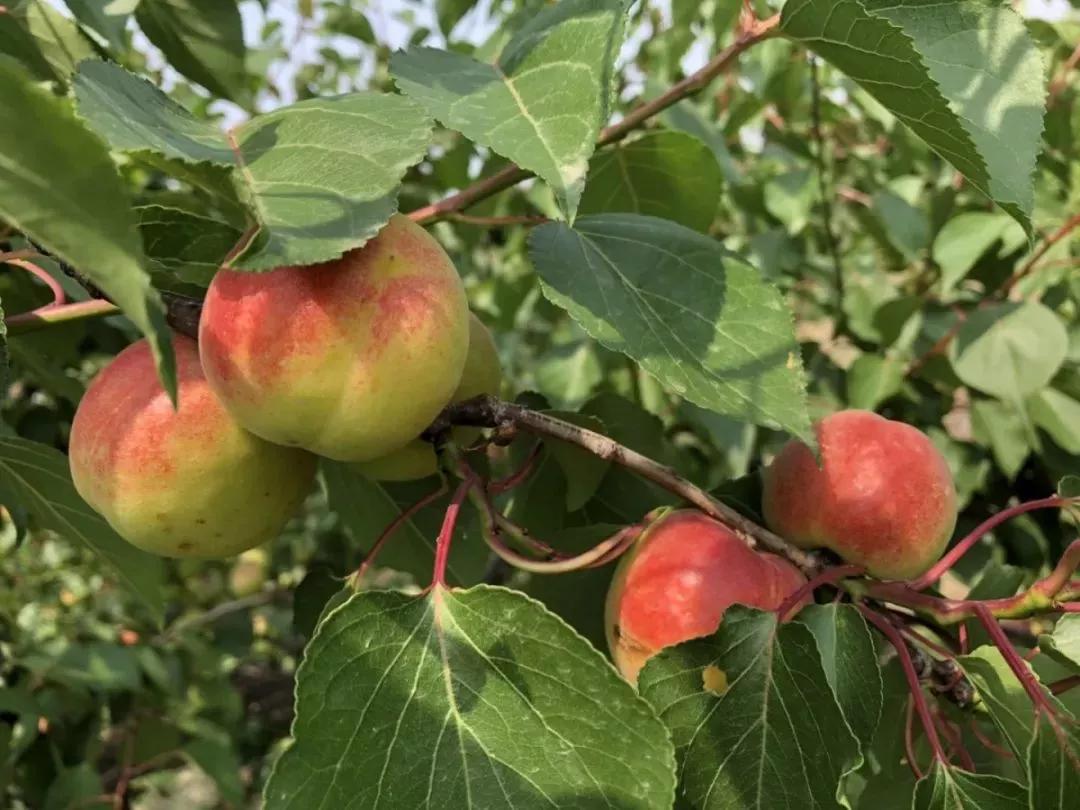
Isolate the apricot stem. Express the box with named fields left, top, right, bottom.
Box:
left=775, top=563, right=862, bottom=621
left=860, top=605, right=948, bottom=766
left=349, top=480, right=448, bottom=587
left=908, top=495, right=1072, bottom=591
left=431, top=479, right=472, bottom=589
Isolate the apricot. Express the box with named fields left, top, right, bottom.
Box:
left=69, top=336, right=316, bottom=558
left=762, top=409, right=956, bottom=581
left=356, top=312, right=502, bottom=481
left=198, top=214, right=469, bottom=461
left=229, top=547, right=270, bottom=597
left=605, top=509, right=809, bottom=683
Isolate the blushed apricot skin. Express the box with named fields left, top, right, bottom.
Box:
left=605, top=509, right=809, bottom=683
left=356, top=312, right=502, bottom=481
left=199, top=214, right=469, bottom=462
left=762, top=409, right=957, bottom=581
left=69, top=337, right=316, bottom=558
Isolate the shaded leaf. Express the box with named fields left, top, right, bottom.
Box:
left=846, top=354, right=903, bottom=411
left=0, top=59, right=175, bottom=400
left=1026, top=712, right=1080, bottom=810
left=0, top=438, right=164, bottom=619
left=578, top=131, right=722, bottom=232
left=912, top=762, right=1026, bottom=810
left=932, top=212, right=1024, bottom=294
left=1, top=0, right=97, bottom=82
left=392, top=0, right=627, bottom=220
left=959, top=646, right=1039, bottom=761
left=639, top=606, right=860, bottom=810
left=137, top=205, right=241, bottom=287
left=528, top=214, right=813, bottom=444
left=63, top=0, right=132, bottom=50
left=265, top=586, right=676, bottom=809
left=1028, top=388, right=1080, bottom=454
left=1039, top=614, right=1080, bottom=674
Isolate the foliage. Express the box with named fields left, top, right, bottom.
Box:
left=0, top=0, right=1078, bottom=808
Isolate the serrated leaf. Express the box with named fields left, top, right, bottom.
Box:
left=321, top=460, right=488, bottom=586
left=0, top=59, right=176, bottom=401
left=578, top=131, right=722, bottom=232
left=392, top=0, right=627, bottom=220
left=0, top=438, right=164, bottom=620
left=798, top=604, right=884, bottom=749
left=1026, top=712, right=1080, bottom=810
left=63, top=0, right=133, bottom=51
left=265, top=586, right=676, bottom=809
left=137, top=205, right=241, bottom=287
left=75, top=62, right=434, bottom=270
left=134, top=0, right=247, bottom=102
left=913, top=762, right=1026, bottom=810
left=2, top=0, right=97, bottom=82
left=1039, top=615, right=1080, bottom=674
left=781, top=0, right=1045, bottom=235
left=639, top=606, right=860, bottom=810
left=949, top=302, right=1068, bottom=401
left=73, top=61, right=234, bottom=165
left=528, top=214, right=813, bottom=444
left=959, top=646, right=1040, bottom=761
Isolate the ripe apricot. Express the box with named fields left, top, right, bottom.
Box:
left=69, top=336, right=315, bottom=558
left=762, top=409, right=956, bottom=580
left=605, top=509, right=809, bottom=683
left=199, top=215, right=469, bottom=461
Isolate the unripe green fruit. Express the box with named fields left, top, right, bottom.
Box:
left=762, top=409, right=957, bottom=580
left=356, top=312, right=502, bottom=481
left=69, top=336, right=316, bottom=558
left=606, top=509, right=809, bottom=683
left=198, top=214, right=470, bottom=462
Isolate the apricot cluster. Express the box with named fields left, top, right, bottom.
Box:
left=69, top=215, right=501, bottom=558
left=606, top=411, right=957, bottom=683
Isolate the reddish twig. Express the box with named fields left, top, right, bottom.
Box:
left=1000, top=213, right=1080, bottom=297
left=971, top=603, right=1056, bottom=715
left=0, top=249, right=41, bottom=264
left=1049, top=42, right=1080, bottom=104
left=935, top=709, right=976, bottom=771
left=969, top=717, right=1014, bottom=758
left=488, top=441, right=542, bottom=494
left=908, top=496, right=1071, bottom=591
left=776, top=564, right=863, bottom=621
left=447, top=213, right=549, bottom=227
left=898, top=622, right=958, bottom=661
left=1050, top=675, right=1080, bottom=696
left=860, top=605, right=948, bottom=766
left=430, top=479, right=473, bottom=588
left=351, top=480, right=449, bottom=585
left=904, top=696, right=926, bottom=779
left=5, top=258, right=66, bottom=310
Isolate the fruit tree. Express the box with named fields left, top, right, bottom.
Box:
left=0, top=0, right=1077, bottom=808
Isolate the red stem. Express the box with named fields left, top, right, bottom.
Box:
left=488, top=442, right=542, bottom=494
left=898, top=622, right=957, bottom=661
left=904, top=697, right=925, bottom=779
left=935, top=710, right=976, bottom=771
left=1000, top=213, right=1080, bottom=297
left=1050, top=675, right=1080, bottom=696
left=5, top=258, right=66, bottom=310
left=908, top=496, right=1069, bottom=591
left=969, top=717, right=1014, bottom=758
left=430, top=479, right=472, bottom=588
left=860, top=606, right=948, bottom=765
left=971, top=603, right=1053, bottom=713
left=776, top=564, right=862, bottom=621
left=352, top=481, right=448, bottom=583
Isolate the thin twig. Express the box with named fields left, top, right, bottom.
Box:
left=156, top=587, right=282, bottom=642
left=350, top=480, right=448, bottom=585
left=5, top=258, right=66, bottom=309
left=447, top=213, right=549, bottom=227
left=1000, top=213, right=1080, bottom=298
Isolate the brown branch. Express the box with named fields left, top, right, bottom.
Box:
left=406, top=12, right=781, bottom=225
left=429, top=395, right=824, bottom=574
left=999, top=212, right=1080, bottom=298
left=1048, top=42, right=1080, bottom=105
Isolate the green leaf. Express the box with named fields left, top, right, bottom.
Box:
left=639, top=606, right=860, bottom=810
left=392, top=0, right=627, bottom=220
left=540, top=410, right=609, bottom=511
left=134, top=0, right=247, bottom=102
left=44, top=763, right=107, bottom=810
left=528, top=214, right=813, bottom=444
left=578, top=131, right=722, bottom=232
left=959, top=646, right=1040, bottom=761
left=798, top=604, right=884, bottom=750
left=73, top=61, right=235, bottom=165
left=291, top=568, right=344, bottom=639
left=781, top=0, right=1045, bottom=234
left=1026, top=712, right=1080, bottom=810
left=764, top=167, right=815, bottom=233
left=1028, top=387, right=1080, bottom=454
left=970, top=398, right=1031, bottom=480
left=912, top=762, right=1026, bottom=810
left=0, top=438, right=164, bottom=619
left=949, top=302, right=1068, bottom=401
left=0, top=59, right=176, bottom=401
left=846, top=354, right=903, bottom=411
left=137, top=205, right=241, bottom=287
left=186, top=737, right=245, bottom=805
left=932, top=212, right=1024, bottom=294
left=265, top=586, right=676, bottom=809
left=63, top=0, right=133, bottom=50
left=75, top=61, right=434, bottom=270
left=1, top=0, right=97, bottom=82
left=873, top=188, right=929, bottom=260
left=1039, top=614, right=1080, bottom=674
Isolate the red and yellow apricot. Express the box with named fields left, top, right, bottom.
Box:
left=762, top=409, right=956, bottom=581
left=356, top=312, right=502, bottom=481
left=199, top=214, right=469, bottom=461
left=69, top=336, right=316, bottom=558
left=605, top=509, right=809, bottom=683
